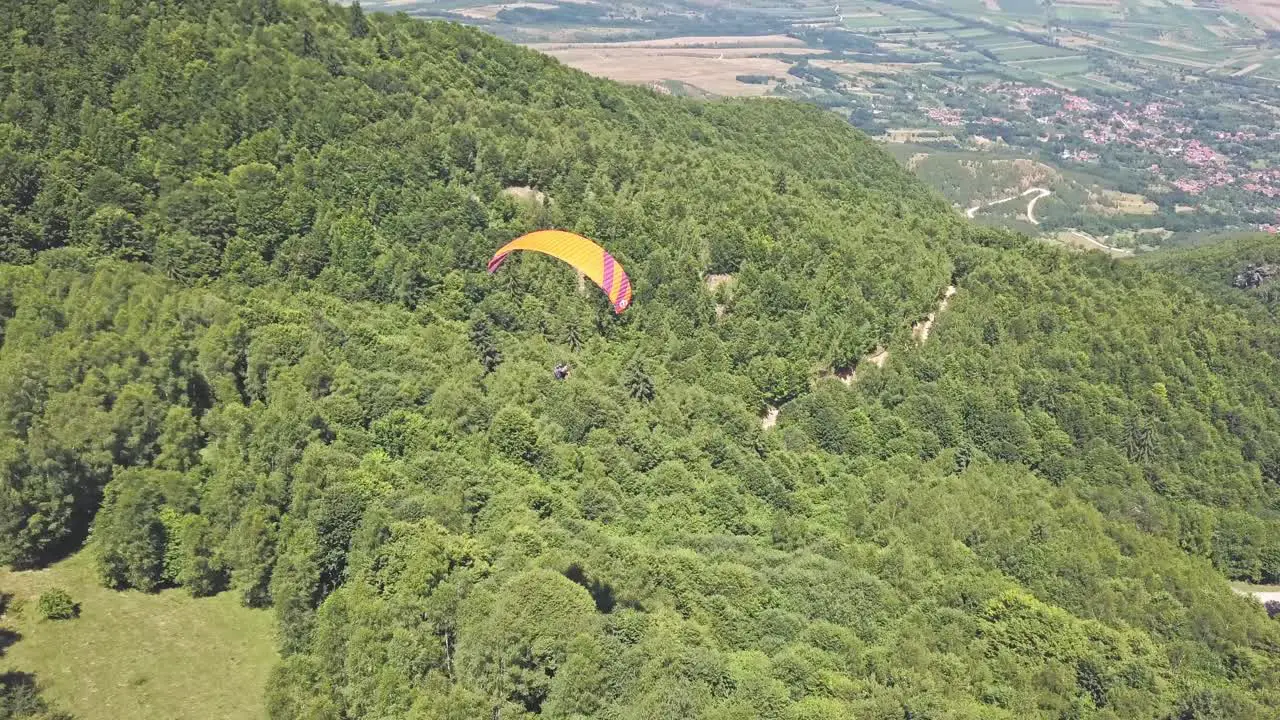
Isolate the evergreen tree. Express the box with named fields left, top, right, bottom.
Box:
left=469, top=317, right=502, bottom=375
left=624, top=356, right=655, bottom=402
left=348, top=1, right=369, bottom=39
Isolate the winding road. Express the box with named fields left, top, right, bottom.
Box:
left=963, top=188, right=1138, bottom=257
left=1063, top=229, right=1134, bottom=257
left=966, top=187, right=1051, bottom=225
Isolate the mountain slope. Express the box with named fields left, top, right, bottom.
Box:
left=1137, top=235, right=1280, bottom=321
left=2, top=1, right=1280, bottom=719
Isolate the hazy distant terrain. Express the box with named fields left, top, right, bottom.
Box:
left=366, top=0, right=1280, bottom=250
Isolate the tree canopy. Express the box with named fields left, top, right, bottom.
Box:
left=2, top=1, right=1280, bottom=718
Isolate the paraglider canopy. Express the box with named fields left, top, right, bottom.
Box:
left=488, top=230, right=632, bottom=314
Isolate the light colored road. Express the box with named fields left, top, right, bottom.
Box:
left=966, top=187, right=1051, bottom=223
left=1066, top=229, right=1134, bottom=256
left=1024, top=187, right=1050, bottom=225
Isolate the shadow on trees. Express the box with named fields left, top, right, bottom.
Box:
left=563, top=563, right=641, bottom=614
left=0, top=671, right=47, bottom=717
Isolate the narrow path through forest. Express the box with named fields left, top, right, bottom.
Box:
left=762, top=284, right=957, bottom=429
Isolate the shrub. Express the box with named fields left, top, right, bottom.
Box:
left=4, top=596, right=25, bottom=619
left=36, top=589, right=77, bottom=620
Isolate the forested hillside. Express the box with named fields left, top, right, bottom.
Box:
left=1137, top=236, right=1280, bottom=321
left=2, top=1, right=1280, bottom=719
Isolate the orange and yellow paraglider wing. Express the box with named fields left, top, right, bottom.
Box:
left=488, top=230, right=632, bottom=313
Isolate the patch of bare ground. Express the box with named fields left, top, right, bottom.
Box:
left=537, top=48, right=796, bottom=96
left=767, top=286, right=958, bottom=429
left=501, top=185, right=548, bottom=207
left=706, top=273, right=734, bottom=318
left=912, top=286, right=957, bottom=342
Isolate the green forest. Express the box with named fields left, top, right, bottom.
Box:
left=2, top=1, right=1280, bottom=718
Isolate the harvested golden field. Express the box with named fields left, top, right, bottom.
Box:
left=532, top=37, right=812, bottom=96
left=538, top=48, right=794, bottom=95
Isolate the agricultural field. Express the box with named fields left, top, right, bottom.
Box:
left=362, top=0, right=1280, bottom=248
left=1228, top=0, right=1280, bottom=31
left=527, top=38, right=807, bottom=96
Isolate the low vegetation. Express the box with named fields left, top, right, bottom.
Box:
left=33, top=591, right=75, bottom=621
left=1, top=552, right=277, bottom=720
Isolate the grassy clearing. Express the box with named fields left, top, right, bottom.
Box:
left=950, top=26, right=996, bottom=38
left=1232, top=581, right=1280, bottom=593
left=994, top=0, right=1044, bottom=15
left=842, top=14, right=898, bottom=30
left=994, top=43, right=1077, bottom=61
left=0, top=550, right=278, bottom=720
left=1026, top=58, right=1092, bottom=76
left=1055, top=5, right=1123, bottom=21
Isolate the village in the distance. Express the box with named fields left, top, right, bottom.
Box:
left=366, top=0, right=1280, bottom=252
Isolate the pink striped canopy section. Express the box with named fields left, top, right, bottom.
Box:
left=487, top=230, right=633, bottom=314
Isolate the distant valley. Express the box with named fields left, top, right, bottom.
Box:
left=367, top=0, right=1280, bottom=252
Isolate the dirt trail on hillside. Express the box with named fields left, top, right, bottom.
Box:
left=912, top=285, right=957, bottom=342
left=762, top=285, right=957, bottom=429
